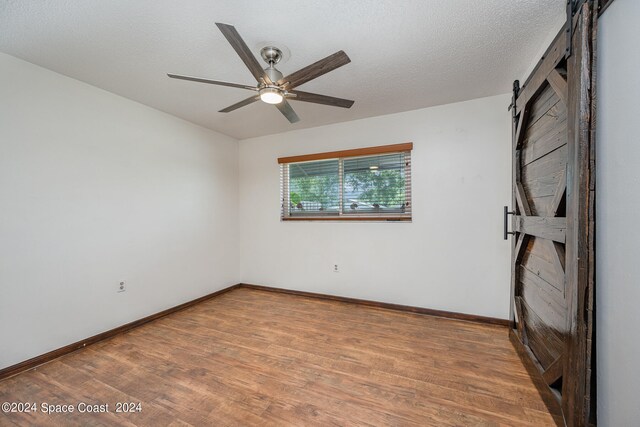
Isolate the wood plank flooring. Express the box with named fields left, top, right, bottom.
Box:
left=0, top=288, right=563, bottom=426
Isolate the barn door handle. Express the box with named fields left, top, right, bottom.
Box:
left=504, top=206, right=516, bottom=240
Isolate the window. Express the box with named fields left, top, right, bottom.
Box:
left=279, top=143, right=412, bottom=221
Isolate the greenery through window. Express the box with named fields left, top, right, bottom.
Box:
left=281, top=148, right=412, bottom=220
left=289, top=159, right=340, bottom=213
left=343, top=154, right=407, bottom=214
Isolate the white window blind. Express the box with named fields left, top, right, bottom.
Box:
left=279, top=144, right=412, bottom=221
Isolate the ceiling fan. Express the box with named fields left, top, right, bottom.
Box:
left=168, top=23, right=354, bottom=124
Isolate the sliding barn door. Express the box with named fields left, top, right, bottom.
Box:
left=508, top=2, right=596, bottom=426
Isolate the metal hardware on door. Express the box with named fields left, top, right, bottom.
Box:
left=504, top=206, right=516, bottom=240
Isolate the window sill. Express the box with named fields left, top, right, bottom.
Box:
left=282, top=216, right=412, bottom=222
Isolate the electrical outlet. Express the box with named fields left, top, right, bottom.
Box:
left=117, top=281, right=126, bottom=293
left=333, top=264, right=339, bottom=273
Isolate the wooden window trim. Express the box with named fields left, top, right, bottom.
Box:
left=277, top=142, right=413, bottom=164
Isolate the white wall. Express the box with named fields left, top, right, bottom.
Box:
left=596, top=0, right=640, bottom=424
left=238, top=94, right=512, bottom=319
left=0, top=53, right=239, bottom=370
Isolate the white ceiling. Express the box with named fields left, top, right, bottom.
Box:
left=0, top=0, right=565, bottom=140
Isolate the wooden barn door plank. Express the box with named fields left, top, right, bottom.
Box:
left=547, top=68, right=569, bottom=107
left=563, top=2, right=597, bottom=425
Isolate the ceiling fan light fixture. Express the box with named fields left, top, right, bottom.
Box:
left=259, top=87, right=283, bottom=104
left=168, top=24, right=353, bottom=123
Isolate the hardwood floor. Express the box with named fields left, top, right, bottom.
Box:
left=0, top=288, right=562, bottom=426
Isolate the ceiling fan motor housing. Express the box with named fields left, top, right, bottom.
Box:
left=264, top=66, right=283, bottom=84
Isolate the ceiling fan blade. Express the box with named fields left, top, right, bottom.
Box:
left=167, top=74, right=257, bottom=91
left=215, top=23, right=272, bottom=84
left=219, top=95, right=260, bottom=113
left=278, top=50, right=350, bottom=89
left=288, top=90, right=354, bottom=108
left=275, top=99, right=300, bottom=123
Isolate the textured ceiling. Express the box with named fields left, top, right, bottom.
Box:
left=0, top=0, right=565, bottom=139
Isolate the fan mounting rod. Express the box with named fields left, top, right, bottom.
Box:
left=260, top=46, right=284, bottom=83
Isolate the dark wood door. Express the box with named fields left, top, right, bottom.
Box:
left=508, top=2, right=596, bottom=426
